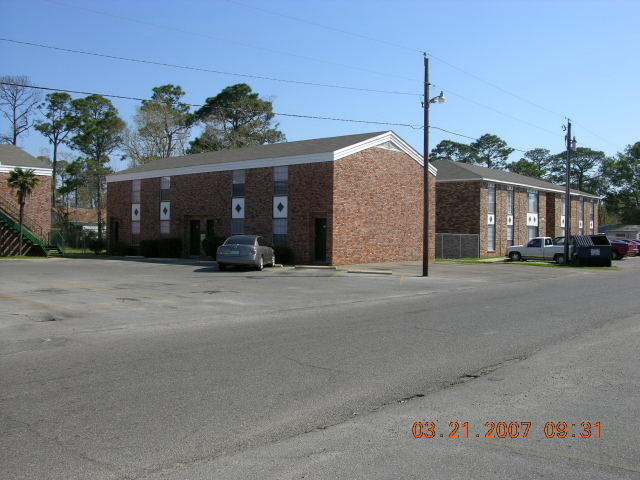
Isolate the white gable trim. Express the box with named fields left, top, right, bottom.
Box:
left=333, top=131, right=437, bottom=175
left=436, top=177, right=601, bottom=199
left=0, top=165, right=53, bottom=176
left=107, top=132, right=436, bottom=183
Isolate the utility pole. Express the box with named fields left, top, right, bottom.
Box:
left=563, top=119, right=575, bottom=265
left=423, top=54, right=430, bottom=277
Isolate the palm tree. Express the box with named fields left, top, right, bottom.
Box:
left=6, top=167, right=40, bottom=255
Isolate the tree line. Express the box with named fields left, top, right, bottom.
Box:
left=1, top=74, right=639, bottom=228
left=430, top=134, right=640, bottom=224
left=1, top=75, right=286, bottom=239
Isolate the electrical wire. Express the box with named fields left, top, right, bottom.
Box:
left=0, top=38, right=421, bottom=97
left=41, top=0, right=420, bottom=83
left=0, top=81, right=530, bottom=152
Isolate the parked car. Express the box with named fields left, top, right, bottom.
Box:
left=506, top=237, right=567, bottom=263
left=617, top=239, right=639, bottom=256
left=610, top=239, right=634, bottom=260
left=621, top=238, right=640, bottom=254
left=216, top=235, right=275, bottom=271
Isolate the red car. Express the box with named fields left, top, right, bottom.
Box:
left=610, top=239, right=638, bottom=260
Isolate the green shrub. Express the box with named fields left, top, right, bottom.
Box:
left=158, top=237, right=182, bottom=258
left=88, top=238, right=106, bottom=255
left=110, top=241, right=130, bottom=256
left=273, top=246, right=294, bottom=265
left=139, top=238, right=182, bottom=258
left=202, top=235, right=226, bottom=257
left=139, top=239, right=160, bottom=258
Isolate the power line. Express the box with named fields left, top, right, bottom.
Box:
left=0, top=81, right=421, bottom=129
left=0, top=81, right=530, bottom=152
left=225, top=0, right=617, bottom=145
left=225, top=0, right=423, bottom=54
left=1, top=37, right=566, bottom=138
left=0, top=38, right=420, bottom=97
left=42, top=0, right=420, bottom=83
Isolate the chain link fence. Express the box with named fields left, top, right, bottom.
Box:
left=435, top=233, right=480, bottom=259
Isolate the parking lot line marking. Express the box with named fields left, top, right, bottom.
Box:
left=327, top=271, right=343, bottom=279
left=399, top=275, right=406, bottom=286
left=0, top=292, right=76, bottom=311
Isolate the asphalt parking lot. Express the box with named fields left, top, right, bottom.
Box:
left=1, top=256, right=630, bottom=340
left=1, top=256, right=638, bottom=480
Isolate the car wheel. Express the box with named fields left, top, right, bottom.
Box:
left=269, top=253, right=275, bottom=267
left=218, top=263, right=227, bottom=271
left=509, top=252, right=521, bottom=262
left=611, top=251, right=619, bottom=260
left=256, top=256, right=264, bottom=271
left=555, top=254, right=564, bottom=265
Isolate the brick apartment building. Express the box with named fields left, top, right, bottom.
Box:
left=106, top=131, right=437, bottom=265
left=433, top=160, right=600, bottom=256
left=0, top=145, right=52, bottom=256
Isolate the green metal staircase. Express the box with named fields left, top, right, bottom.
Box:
left=0, top=191, right=62, bottom=257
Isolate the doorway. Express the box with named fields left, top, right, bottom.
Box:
left=190, top=220, right=201, bottom=255
left=314, top=218, right=327, bottom=262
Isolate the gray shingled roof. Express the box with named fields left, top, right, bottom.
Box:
left=0, top=144, right=50, bottom=169
left=432, top=159, right=599, bottom=198
left=114, top=131, right=388, bottom=175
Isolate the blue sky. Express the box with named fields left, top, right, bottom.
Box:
left=2, top=0, right=638, bottom=171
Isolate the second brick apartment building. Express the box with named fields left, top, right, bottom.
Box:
left=433, top=160, right=601, bottom=256
left=106, top=131, right=437, bottom=265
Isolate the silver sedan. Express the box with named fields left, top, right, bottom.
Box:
left=216, top=235, right=275, bottom=271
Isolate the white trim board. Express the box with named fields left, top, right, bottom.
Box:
left=0, top=165, right=53, bottom=176
left=107, top=132, right=437, bottom=183
left=436, top=177, right=601, bottom=199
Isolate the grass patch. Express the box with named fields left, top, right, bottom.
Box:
left=437, top=257, right=619, bottom=270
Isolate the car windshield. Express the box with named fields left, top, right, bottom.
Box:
left=224, top=236, right=256, bottom=245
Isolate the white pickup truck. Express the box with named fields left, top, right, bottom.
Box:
left=506, top=237, right=568, bottom=264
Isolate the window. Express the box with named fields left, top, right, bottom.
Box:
left=579, top=198, right=584, bottom=234
left=487, top=183, right=496, bottom=215
left=487, top=224, right=495, bottom=251
left=507, top=187, right=514, bottom=247
left=206, top=220, right=215, bottom=236
left=273, top=166, right=288, bottom=195
left=131, top=220, right=140, bottom=245
left=132, top=179, right=141, bottom=203
left=273, top=218, right=287, bottom=246
left=590, top=200, right=595, bottom=234
left=507, top=186, right=514, bottom=215
left=232, top=170, right=245, bottom=197
left=527, top=238, right=542, bottom=248
left=527, top=190, right=538, bottom=213
left=231, top=219, right=244, bottom=234
left=160, top=220, right=170, bottom=235
left=527, top=190, right=539, bottom=240
left=160, top=176, right=170, bottom=201
left=487, top=183, right=496, bottom=251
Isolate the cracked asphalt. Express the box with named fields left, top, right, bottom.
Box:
left=1, top=256, right=639, bottom=479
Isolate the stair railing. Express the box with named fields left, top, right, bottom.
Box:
left=0, top=191, right=49, bottom=246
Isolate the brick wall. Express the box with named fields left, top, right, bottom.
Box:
left=288, top=162, right=333, bottom=264
left=106, top=147, right=434, bottom=265
left=0, top=172, right=52, bottom=237
left=332, top=148, right=434, bottom=265
left=436, top=182, right=481, bottom=235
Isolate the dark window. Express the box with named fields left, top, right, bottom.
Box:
left=273, top=219, right=287, bottom=246
left=273, top=166, right=288, bottom=195
left=224, top=236, right=256, bottom=245
left=527, top=238, right=542, bottom=248
left=230, top=219, right=244, bottom=234
left=232, top=170, right=245, bottom=197
left=206, top=220, right=215, bottom=236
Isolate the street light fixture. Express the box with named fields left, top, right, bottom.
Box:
left=423, top=56, right=446, bottom=277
